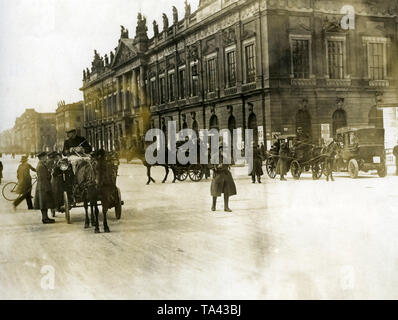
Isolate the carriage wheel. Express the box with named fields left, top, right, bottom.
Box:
left=265, top=157, right=277, bottom=179
left=188, top=166, right=204, bottom=182
left=115, top=187, right=122, bottom=220
left=290, top=160, right=302, bottom=180
left=2, top=182, right=18, bottom=201
left=311, top=162, right=323, bottom=180
left=63, top=191, right=71, bottom=224
left=176, top=168, right=188, bottom=181
left=348, top=159, right=359, bottom=179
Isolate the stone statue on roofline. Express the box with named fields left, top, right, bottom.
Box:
left=153, top=20, right=159, bottom=36
left=172, top=6, right=178, bottom=25
left=185, top=0, right=191, bottom=18
left=162, top=13, right=169, bottom=31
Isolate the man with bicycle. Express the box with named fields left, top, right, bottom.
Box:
left=13, top=155, right=36, bottom=210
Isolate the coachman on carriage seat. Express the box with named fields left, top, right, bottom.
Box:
left=62, top=128, right=92, bottom=156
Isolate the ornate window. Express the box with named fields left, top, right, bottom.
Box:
left=327, top=40, right=344, bottom=79
left=168, top=71, right=175, bottom=102
left=291, top=38, right=310, bottom=79
left=150, top=79, right=157, bottom=105
left=207, top=57, right=216, bottom=92
left=190, top=62, right=199, bottom=97
left=363, top=37, right=389, bottom=80
left=226, top=49, right=236, bottom=87
left=179, top=67, right=186, bottom=99
left=244, top=43, right=256, bottom=83
left=159, top=76, right=166, bottom=104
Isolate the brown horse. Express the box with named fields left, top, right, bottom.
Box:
left=75, top=150, right=119, bottom=232
left=126, top=144, right=174, bottom=184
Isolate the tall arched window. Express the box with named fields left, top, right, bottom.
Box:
left=368, top=106, right=384, bottom=128
left=248, top=113, right=258, bottom=144
left=332, top=109, right=347, bottom=137
left=296, top=109, right=311, bottom=137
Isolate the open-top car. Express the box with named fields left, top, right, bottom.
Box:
left=335, top=126, right=387, bottom=178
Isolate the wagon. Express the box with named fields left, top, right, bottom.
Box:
left=173, top=163, right=208, bottom=182
left=56, top=155, right=123, bottom=224
left=265, top=135, right=326, bottom=180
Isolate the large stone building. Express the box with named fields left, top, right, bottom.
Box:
left=4, top=109, right=57, bottom=154
left=55, top=101, right=85, bottom=151
left=81, top=0, right=398, bottom=156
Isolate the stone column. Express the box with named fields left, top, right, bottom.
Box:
left=139, top=65, right=146, bottom=106
left=116, top=77, right=121, bottom=112
left=132, top=69, right=138, bottom=108
left=122, top=73, right=127, bottom=111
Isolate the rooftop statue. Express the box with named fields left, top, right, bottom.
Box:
left=153, top=20, right=159, bottom=36
left=172, top=6, right=178, bottom=25
left=162, top=13, right=169, bottom=31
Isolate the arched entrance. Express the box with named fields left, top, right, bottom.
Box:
left=248, top=113, right=258, bottom=145
left=296, top=109, right=311, bottom=138
left=209, top=114, right=219, bottom=130
left=332, top=109, right=347, bottom=137
left=368, top=106, right=384, bottom=128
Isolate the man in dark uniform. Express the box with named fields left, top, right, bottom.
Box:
left=62, top=128, right=92, bottom=156
left=249, top=143, right=264, bottom=183
left=393, top=142, right=398, bottom=176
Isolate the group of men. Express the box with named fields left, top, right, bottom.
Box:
left=12, top=128, right=92, bottom=224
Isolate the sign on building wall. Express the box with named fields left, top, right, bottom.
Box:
left=258, top=126, right=264, bottom=145
left=321, top=124, right=330, bottom=140
left=236, top=127, right=243, bottom=149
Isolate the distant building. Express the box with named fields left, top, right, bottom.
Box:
left=0, top=129, right=13, bottom=153
left=55, top=101, right=85, bottom=151
left=7, top=108, right=56, bottom=154
left=80, top=0, right=397, bottom=156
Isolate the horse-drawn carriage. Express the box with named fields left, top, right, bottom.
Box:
left=56, top=150, right=123, bottom=230
left=265, top=135, right=327, bottom=180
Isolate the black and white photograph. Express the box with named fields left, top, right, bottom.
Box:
left=0, top=0, right=398, bottom=303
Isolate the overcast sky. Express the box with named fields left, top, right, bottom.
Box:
left=0, top=0, right=200, bottom=132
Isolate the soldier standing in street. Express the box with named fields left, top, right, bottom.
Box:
left=393, top=142, right=398, bottom=176
left=210, top=144, right=237, bottom=212
left=249, top=143, right=264, bottom=183
left=13, top=155, right=36, bottom=210
left=34, top=152, right=55, bottom=224
left=276, top=140, right=289, bottom=181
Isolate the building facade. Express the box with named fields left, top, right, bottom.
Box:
left=2, top=109, right=57, bottom=154
left=55, top=101, right=85, bottom=151
left=81, top=0, right=398, bottom=156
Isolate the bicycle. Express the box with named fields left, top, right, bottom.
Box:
left=2, top=176, right=37, bottom=201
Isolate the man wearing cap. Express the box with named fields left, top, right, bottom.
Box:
left=62, top=128, right=92, bottom=156
left=34, top=152, right=55, bottom=224
left=13, top=155, right=36, bottom=210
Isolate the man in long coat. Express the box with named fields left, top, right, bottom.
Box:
left=13, top=155, right=36, bottom=209
left=249, top=144, right=264, bottom=183
left=276, top=140, right=289, bottom=181
left=210, top=145, right=237, bottom=212
left=34, top=152, right=55, bottom=224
